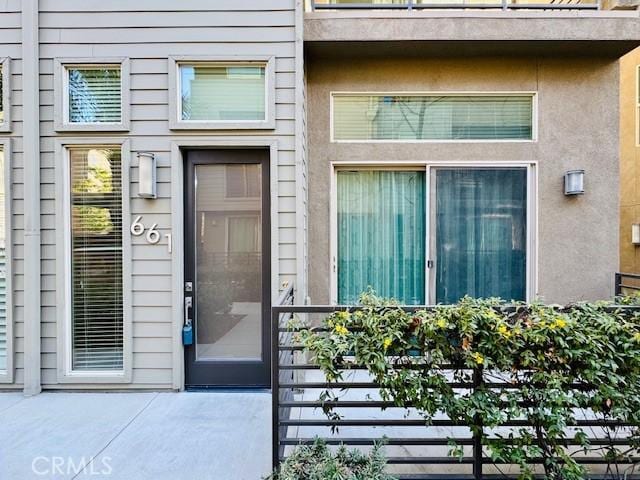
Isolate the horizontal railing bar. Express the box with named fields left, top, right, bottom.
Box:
left=311, top=2, right=597, bottom=9
left=279, top=419, right=635, bottom=428
left=274, top=304, right=639, bottom=314
left=618, top=283, right=640, bottom=290
left=280, top=437, right=469, bottom=446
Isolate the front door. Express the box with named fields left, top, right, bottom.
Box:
left=184, top=149, right=270, bottom=387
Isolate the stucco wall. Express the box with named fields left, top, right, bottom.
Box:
left=620, top=48, right=640, bottom=274
left=307, top=56, right=620, bottom=305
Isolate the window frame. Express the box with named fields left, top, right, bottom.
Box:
left=55, top=138, right=132, bottom=383
left=0, top=138, right=12, bottom=383
left=54, top=58, right=130, bottom=132
left=168, top=55, right=276, bottom=131
left=330, top=91, right=538, bottom=143
left=0, top=58, right=11, bottom=133
left=329, top=161, right=538, bottom=305
left=636, top=65, right=640, bottom=147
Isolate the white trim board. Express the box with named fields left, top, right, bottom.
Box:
left=329, top=160, right=538, bottom=305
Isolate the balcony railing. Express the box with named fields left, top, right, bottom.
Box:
left=309, top=0, right=600, bottom=10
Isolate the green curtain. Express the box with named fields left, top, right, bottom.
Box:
left=436, top=168, right=527, bottom=304
left=338, top=170, right=425, bottom=304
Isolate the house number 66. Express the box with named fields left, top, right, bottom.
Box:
left=130, top=215, right=172, bottom=253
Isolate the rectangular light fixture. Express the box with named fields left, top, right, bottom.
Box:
left=564, top=169, right=585, bottom=196
left=137, top=152, right=156, bottom=199
left=632, top=224, right=640, bottom=245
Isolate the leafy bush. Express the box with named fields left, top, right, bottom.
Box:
left=267, top=439, right=396, bottom=480
left=295, top=293, right=640, bottom=480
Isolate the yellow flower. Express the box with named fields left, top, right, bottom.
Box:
left=633, top=332, right=640, bottom=343
left=554, top=318, right=567, bottom=329
left=336, top=311, right=350, bottom=321
left=334, top=325, right=348, bottom=335
left=497, top=324, right=508, bottom=335
left=436, top=318, right=447, bottom=329
left=471, top=352, right=484, bottom=365
left=383, top=338, right=392, bottom=350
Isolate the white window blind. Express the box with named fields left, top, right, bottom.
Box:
left=180, top=64, right=266, bottom=121
left=0, top=150, right=6, bottom=371
left=68, top=67, right=122, bottom=124
left=333, top=94, right=534, bottom=141
left=70, top=148, right=123, bottom=371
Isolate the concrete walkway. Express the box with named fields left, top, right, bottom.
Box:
left=0, top=391, right=272, bottom=480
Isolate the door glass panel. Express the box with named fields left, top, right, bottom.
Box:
left=337, top=170, right=425, bottom=304
left=194, top=163, right=262, bottom=360
left=435, top=168, right=527, bottom=304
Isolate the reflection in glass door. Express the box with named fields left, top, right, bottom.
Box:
left=184, top=149, right=270, bottom=387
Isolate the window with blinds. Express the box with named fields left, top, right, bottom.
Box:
left=180, top=64, right=266, bottom=121
left=332, top=94, right=534, bottom=141
left=0, top=149, right=6, bottom=372
left=69, top=148, right=123, bottom=371
left=67, top=67, right=122, bottom=124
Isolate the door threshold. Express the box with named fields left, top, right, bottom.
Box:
left=186, top=386, right=271, bottom=393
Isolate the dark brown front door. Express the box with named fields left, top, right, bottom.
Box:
left=184, top=149, right=271, bottom=387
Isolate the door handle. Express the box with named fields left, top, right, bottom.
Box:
left=184, top=296, right=193, bottom=326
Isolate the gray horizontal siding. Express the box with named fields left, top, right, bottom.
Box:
left=23, top=0, right=298, bottom=389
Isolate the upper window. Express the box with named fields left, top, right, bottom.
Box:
left=0, top=58, right=11, bottom=132
left=332, top=94, right=535, bottom=142
left=54, top=58, right=130, bottom=132
left=169, top=57, right=275, bottom=130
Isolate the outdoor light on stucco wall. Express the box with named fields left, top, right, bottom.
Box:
left=632, top=224, right=640, bottom=245
left=564, top=170, right=585, bottom=196
left=137, top=152, right=157, bottom=199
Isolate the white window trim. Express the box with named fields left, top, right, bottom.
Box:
left=0, top=138, right=13, bottom=383
left=168, top=55, right=276, bottom=131
left=0, top=58, right=11, bottom=133
left=54, top=58, right=130, bottom=132
left=329, top=160, right=538, bottom=305
left=55, top=138, right=132, bottom=384
left=330, top=91, right=539, bottom=144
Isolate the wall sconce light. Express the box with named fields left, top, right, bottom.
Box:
left=137, top=152, right=156, bottom=199
left=632, top=224, right=640, bottom=245
left=564, top=169, right=585, bottom=196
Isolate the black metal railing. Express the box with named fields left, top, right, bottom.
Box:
left=616, top=272, right=640, bottom=297
left=309, top=0, right=600, bottom=11
left=272, top=304, right=640, bottom=479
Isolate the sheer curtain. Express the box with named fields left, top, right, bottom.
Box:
left=337, top=170, right=425, bottom=304
left=435, top=168, right=527, bottom=304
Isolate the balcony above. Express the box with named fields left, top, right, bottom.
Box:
left=305, top=1, right=640, bottom=58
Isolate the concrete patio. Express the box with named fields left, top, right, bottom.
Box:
left=0, top=391, right=272, bottom=480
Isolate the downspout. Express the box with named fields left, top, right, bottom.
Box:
left=22, top=0, right=41, bottom=395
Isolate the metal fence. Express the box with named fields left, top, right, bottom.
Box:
left=309, top=0, right=600, bottom=11
left=272, top=303, right=640, bottom=479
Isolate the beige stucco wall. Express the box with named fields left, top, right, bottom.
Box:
left=620, top=48, right=640, bottom=274
left=307, top=56, right=620, bottom=305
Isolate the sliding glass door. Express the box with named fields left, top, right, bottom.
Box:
left=337, top=170, right=426, bottom=304
left=434, top=168, right=528, bottom=304
left=335, top=166, right=530, bottom=305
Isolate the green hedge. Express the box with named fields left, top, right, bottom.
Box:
left=294, top=293, right=640, bottom=480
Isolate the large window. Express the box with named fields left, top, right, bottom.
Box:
left=0, top=58, right=10, bottom=132
left=335, top=166, right=532, bottom=305
left=332, top=94, right=535, bottom=142
left=69, top=147, right=124, bottom=371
